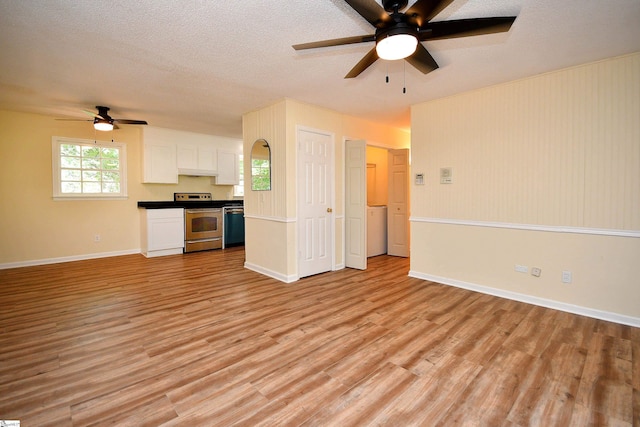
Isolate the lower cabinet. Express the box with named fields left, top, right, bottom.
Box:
left=140, top=208, right=184, bottom=257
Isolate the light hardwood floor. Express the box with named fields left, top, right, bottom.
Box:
left=0, top=248, right=638, bottom=426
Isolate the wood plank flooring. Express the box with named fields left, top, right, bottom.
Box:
left=0, top=248, right=638, bottom=426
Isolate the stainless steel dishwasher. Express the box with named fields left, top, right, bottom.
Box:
left=223, top=206, right=244, bottom=247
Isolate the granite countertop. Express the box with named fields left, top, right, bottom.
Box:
left=137, top=200, right=243, bottom=209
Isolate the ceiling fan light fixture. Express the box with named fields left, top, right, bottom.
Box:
left=93, top=118, right=114, bottom=131
left=376, top=33, right=418, bottom=60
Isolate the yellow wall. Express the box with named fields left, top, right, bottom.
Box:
left=0, top=110, right=238, bottom=266
left=410, top=53, right=640, bottom=322
left=242, top=99, right=409, bottom=280
left=366, top=146, right=389, bottom=206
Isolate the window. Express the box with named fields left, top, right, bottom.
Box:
left=234, top=154, right=244, bottom=197
left=251, top=158, right=271, bottom=191
left=52, top=136, right=127, bottom=199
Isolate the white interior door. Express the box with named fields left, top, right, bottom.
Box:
left=387, top=149, right=410, bottom=257
left=345, top=140, right=367, bottom=270
left=298, top=129, right=334, bottom=278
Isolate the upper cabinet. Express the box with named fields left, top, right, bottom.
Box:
left=214, top=150, right=239, bottom=185
left=177, top=144, right=218, bottom=176
left=143, top=129, right=178, bottom=184
left=142, top=126, right=241, bottom=185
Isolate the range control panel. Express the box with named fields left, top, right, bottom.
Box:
left=174, top=192, right=213, bottom=202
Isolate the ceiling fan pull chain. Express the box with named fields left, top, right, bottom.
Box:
left=403, top=61, right=406, bottom=94
left=386, top=62, right=389, bottom=83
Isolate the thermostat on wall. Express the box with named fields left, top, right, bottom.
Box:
left=415, top=173, right=424, bottom=185
left=440, top=167, right=453, bottom=184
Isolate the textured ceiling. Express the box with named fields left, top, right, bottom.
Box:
left=1, top=0, right=639, bottom=139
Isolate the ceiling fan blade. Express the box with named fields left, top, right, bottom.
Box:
left=405, top=0, right=455, bottom=27
left=114, top=119, right=148, bottom=125
left=420, top=17, right=517, bottom=41
left=345, top=0, right=392, bottom=28
left=82, top=109, right=104, bottom=119
left=293, top=34, right=375, bottom=50
left=405, top=44, right=439, bottom=74
left=345, top=47, right=379, bottom=78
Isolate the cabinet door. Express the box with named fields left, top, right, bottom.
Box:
left=177, top=144, right=198, bottom=170
left=177, top=144, right=217, bottom=175
left=197, top=146, right=217, bottom=172
left=147, top=209, right=184, bottom=251
left=143, top=141, right=178, bottom=183
left=215, top=150, right=238, bottom=185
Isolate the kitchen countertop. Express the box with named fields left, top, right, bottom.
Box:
left=137, top=200, right=243, bottom=209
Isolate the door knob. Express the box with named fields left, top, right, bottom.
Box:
left=327, top=208, right=333, bottom=213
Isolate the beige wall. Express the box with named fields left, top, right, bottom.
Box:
left=410, top=53, right=640, bottom=322
left=242, top=100, right=291, bottom=278
left=0, top=110, right=239, bottom=266
left=243, top=98, right=409, bottom=280
left=366, top=146, right=389, bottom=206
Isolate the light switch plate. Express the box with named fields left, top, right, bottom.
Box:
left=440, top=167, right=453, bottom=184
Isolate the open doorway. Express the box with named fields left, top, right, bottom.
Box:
left=345, top=141, right=409, bottom=270
left=366, top=147, right=389, bottom=258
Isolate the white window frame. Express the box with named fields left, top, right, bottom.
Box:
left=52, top=136, right=128, bottom=200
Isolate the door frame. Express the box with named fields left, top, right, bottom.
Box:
left=296, top=126, right=336, bottom=278
left=342, top=138, right=411, bottom=268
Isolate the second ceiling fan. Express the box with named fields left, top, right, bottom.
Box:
left=293, top=0, right=517, bottom=78
left=58, top=106, right=148, bottom=131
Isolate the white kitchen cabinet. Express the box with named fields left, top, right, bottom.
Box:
left=214, top=150, right=239, bottom=185
left=198, top=146, right=217, bottom=172
left=177, top=144, right=218, bottom=176
left=140, top=208, right=184, bottom=257
left=142, top=126, right=241, bottom=183
left=142, top=134, right=178, bottom=184
left=176, top=144, right=198, bottom=170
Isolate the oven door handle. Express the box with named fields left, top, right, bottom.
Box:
left=185, top=209, right=222, bottom=214
left=186, top=238, right=221, bottom=244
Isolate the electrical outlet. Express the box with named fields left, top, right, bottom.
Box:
left=562, top=270, right=572, bottom=283
left=531, top=267, right=541, bottom=277
left=94, top=234, right=101, bottom=242
left=515, top=264, right=528, bottom=273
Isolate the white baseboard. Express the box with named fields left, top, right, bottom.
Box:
left=409, top=270, right=640, bottom=328
left=244, top=262, right=345, bottom=283
left=141, top=248, right=183, bottom=258
left=244, top=262, right=298, bottom=283
left=0, top=249, right=142, bottom=270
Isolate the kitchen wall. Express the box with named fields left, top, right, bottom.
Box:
left=409, top=53, right=640, bottom=323
left=242, top=98, right=410, bottom=281
left=0, top=110, right=241, bottom=267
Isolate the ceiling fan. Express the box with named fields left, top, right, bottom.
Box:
left=57, top=106, right=148, bottom=131
left=293, top=0, right=517, bottom=78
